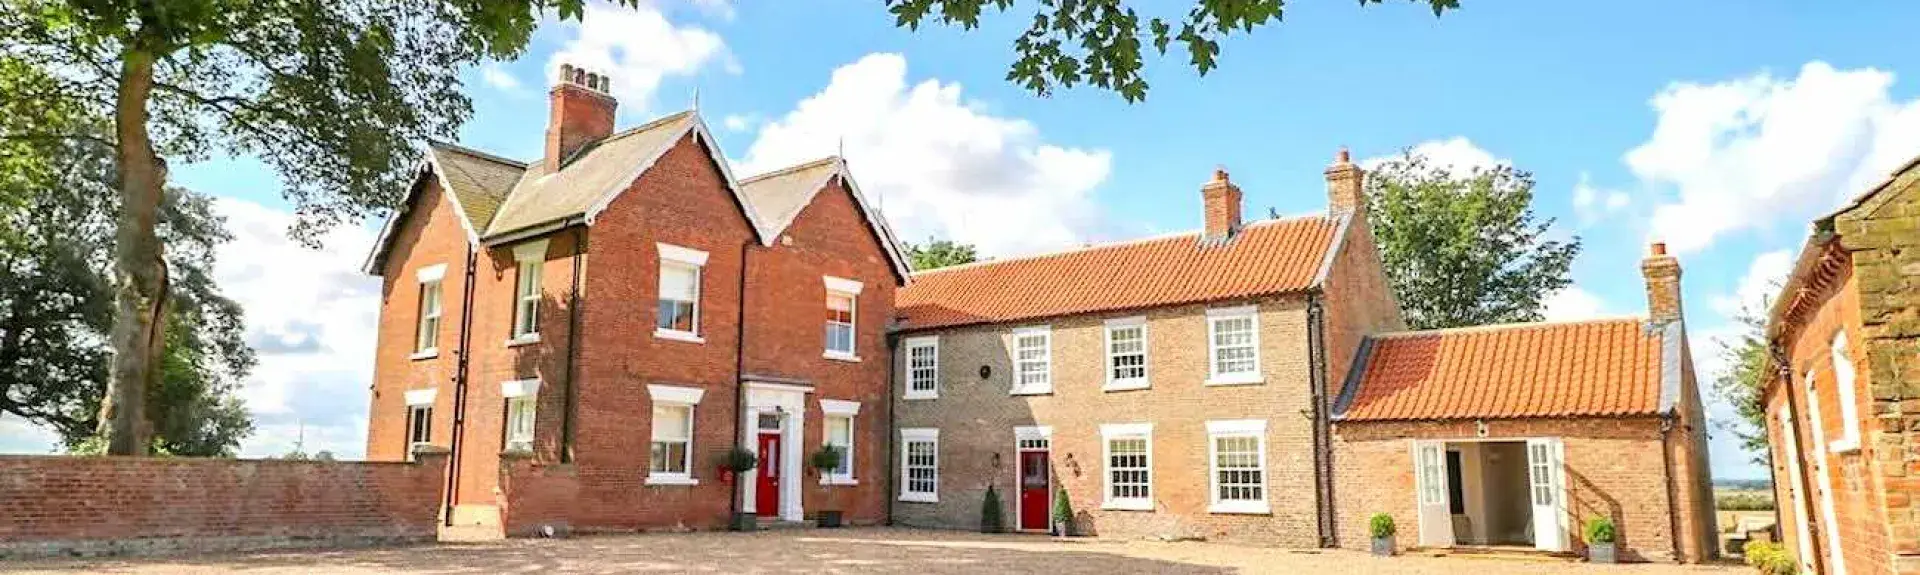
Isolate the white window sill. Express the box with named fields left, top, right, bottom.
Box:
left=899, top=493, right=938, bottom=503
left=823, top=351, right=861, bottom=363
left=820, top=476, right=859, bottom=486
left=1010, top=387, right=1053, bottom=396
left=1102, top=499, right=1154, bottom=512
left=1103, top=380, right=1150, bottom=392
left=1829, top=438, right=1861, bottom=454
left=654, top=329, right=705, bottom=344
left=903, top=392, right=939, bottom=401
left=410, top=349, right=439, bottom=361
left=506, top=334, right=541, bottom=347
left=1209, top=501, right=1271, bottom=515
left=644, top=474, right=699, bottom=486
left=1205, top=375, right=1264, bottom=387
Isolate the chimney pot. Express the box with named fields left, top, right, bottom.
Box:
left=1650, top=242, right=1667, bottom=256
left=1336, top=147, right=1351, bottom=164
left=559, top=64, right=575, bottom=82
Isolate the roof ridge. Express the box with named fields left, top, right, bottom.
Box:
left=429, top=141, right=528, bottom=168
left=741, top=156, right=841, bottom=184
left=548, top=109, right=697, bottom=169
left=910, top=213, right=1334, bottom=277
left=1370, top=315, right=1650, bottom=340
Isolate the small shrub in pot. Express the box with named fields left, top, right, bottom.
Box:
left=1368, top=513, right=1396, bottom=557
left=1583, top=516, right=1617, bottom=564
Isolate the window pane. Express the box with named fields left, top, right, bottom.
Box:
left=1109, top=326, right=1146, bottom=381
left=906, top=440, right=937, bottom=494
left=1107, top=437, right=1150, bottom=500
left=660, top=265, right=697, bottom=300
left=827, top=417, right=853, bottom=475
left=908, top=344, right=938, bottom=392
left=653, top=406, right=690, bottom=441
left=1212, top=435, right=1263, bottom=502
left=651, top=441, right=688, bottom=473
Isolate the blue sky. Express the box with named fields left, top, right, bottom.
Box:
left=6, top=0, right=1918, bottom=480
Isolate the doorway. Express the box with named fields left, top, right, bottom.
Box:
left=756, top=426, right=782, bottom=517
left=1414, top=438, right=1566, bottom=552
left=1014, top=426, right=1053, bottom=532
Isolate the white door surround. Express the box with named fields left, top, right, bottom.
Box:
left=1778, top=403, right=1818, bottom=575
left=1014, top=425, right=1053, bottom=533
left=742, top=380, right=810, bottom=522
left=1412, top=437, right=1568, bottom=553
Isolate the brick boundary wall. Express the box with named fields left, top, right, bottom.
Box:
left=0, top=451, right=448, bottom=559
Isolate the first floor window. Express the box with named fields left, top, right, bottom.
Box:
left=1101, top=423, right=1152, bottom=510
left=900, top=428, right=939, bottom=502
left=406, top=405, right=433, bottom=460
left=415, top=279, right=443, bottom=353
left=657, top=262, right=700, bottom=335
left=1207, top=306, right=1260, bottom=384
left=513, top=260, right=541, bottom=338
left=504, top=397, right=535, bottom=452
left=1012, top=326, right=1052, bottom=394
left=905, top=337, right=939, bottom=399
left=1105, top=317, right=1148, bottom=390
left=1207, top=420, right=1268, bottom=513
left=826, top=291, right=856, bottom=356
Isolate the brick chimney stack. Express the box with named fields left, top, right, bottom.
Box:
left=1201, top=166, right=1243, bottom=240
left=546, top=63, right=617, bottom=172
left=1325, top=147, right=1366, bottom=214
left=1642, top=242, right=1684, bottom=325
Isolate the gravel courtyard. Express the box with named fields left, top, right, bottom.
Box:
left=6, top=528, right=1747, bottom=574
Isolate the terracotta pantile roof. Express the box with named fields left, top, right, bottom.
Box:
left=895, top=215, right=1346, bottom=331
left=1334, top=318, right=1678, bottom=422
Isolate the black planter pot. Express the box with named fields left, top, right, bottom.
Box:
left=816, top=510, right=844, bottom=528
left=730, top=512, right=758, bottom=531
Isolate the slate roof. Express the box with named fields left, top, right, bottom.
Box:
left=426, top=142, right=524, bottom=232
left=483, top=111, right=710, bottom=237
left=1334, top=318, right=1681, bottom=422
left=894, top=214, right=1348, bottom=331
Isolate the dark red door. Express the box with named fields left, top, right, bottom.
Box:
left=756, top=432, right=781, bottom=516
left=1019, top=450, right=1051, bottom=531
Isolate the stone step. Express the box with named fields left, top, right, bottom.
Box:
left=755, top=519, right=817, bottom=530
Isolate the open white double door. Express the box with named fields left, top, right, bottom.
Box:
left=1412, top=438, right=1569, bottom=552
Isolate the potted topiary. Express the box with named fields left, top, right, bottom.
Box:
left=719, top=447, right=759, bottom=531
left=1369, top=513, right=1396, bottom=556
left=809, top=445, right=846, bottom=528
left=1051, top=483, right=1075, bottom=537
left=1583, top=516, right=1617, bottom=564
left=980, top=485, right=1005, bottom=533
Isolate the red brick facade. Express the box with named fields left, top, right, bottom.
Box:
left=0, top=452, right=447, bottom=558
left=366, top=72, right=904, bottom=535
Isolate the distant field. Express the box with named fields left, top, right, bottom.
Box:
left=1716, top=488, right=1775, bottom=511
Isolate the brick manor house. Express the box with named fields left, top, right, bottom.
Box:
left=364, top=65, right=1714, bottom=560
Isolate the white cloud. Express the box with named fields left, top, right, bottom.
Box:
left=1711, top=249, right=1795, bottom=319
left=722, top=113, right=759, bottom=133
left=1632, top=62, right=1920, bottom=253
left=213, top=198, right=379, bottom=459
left=480, top=63, right=522, bottom=93
left=737, top=53, right=1114, bottom=257
left=547, top=1, right=731, bottom=114
left=1571, top=172, right=1630, bottom=224
left=1364, top=136, right=1507, bottom=177
left=1543, top=287, right=1608, bottom=322
left=688, top=0, right=735, bottom=20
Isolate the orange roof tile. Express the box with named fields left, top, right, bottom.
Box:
left=1335, top=318, right=1675, bottom=421
left=895, top=215, right=1345, bottom=331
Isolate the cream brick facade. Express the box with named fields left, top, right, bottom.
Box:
left=890, top=296, right=1324, bottom=546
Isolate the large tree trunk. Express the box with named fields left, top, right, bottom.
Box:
left=100, top=48, right=168, bottom=456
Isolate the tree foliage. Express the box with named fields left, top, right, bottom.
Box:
left=906, top=238, right=980, bottom=271
left=1711, top=303, right=1773, bottom=466
left=886, top=0, right=1459, bottom=102
left=0, top=109, right=253, bottom=456
left=1, top=0, right=631, bottom=454
left=1365, top=152, right=1581, bottom=330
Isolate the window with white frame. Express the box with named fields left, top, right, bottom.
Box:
left=510, top=241, right=546, bottom=341
left=904, top=336, right=939, bottom=400
left=414, top=264, right=445, bottom=355
left=1207, top=306, right=1261, bottom=384
left=1831, top=332, right=1861, bottom=451
left=1101, top=423, right=1152, bottom=510
left=403, top=388, right=436, bottom=461
left=1012, top=326, right=1052, bottom=395
left=900, top=428, right=939, bottom=502
left=1207, top=420, right=1268, bottom=514
left=821, top=399, right=860, bottom=484
left=655, top=243, right=707, bottom=341
left=647, top=384, right=705, bottom=485
left=824, top=276, right=862, bottom=359
left=1105, top=317, right=1148, bottom=391
left=502, top=379, right=539, bottom=452
left=1420, top=444, right=1445, bottom=505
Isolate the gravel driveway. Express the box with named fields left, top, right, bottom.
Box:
left=4, top=528, right=1748, bottom=574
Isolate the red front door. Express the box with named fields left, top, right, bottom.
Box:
left=756, top=432, right=781, bottom=516
left=1019, top=450, right=1051, bottom=531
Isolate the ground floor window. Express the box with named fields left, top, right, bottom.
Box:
left=646, top=384, right=705, bottom=485
left=406, top=405, right=432, bottom=460
left=1101, top=423, right=1153, bottom=510
left=504, top=397, right=535, bottom=452
left=1207, top=419, right=1267, bottom=514
left=900, top=428, right=939, bottom=502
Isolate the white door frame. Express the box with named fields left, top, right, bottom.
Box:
left=1778, top=402, right=1818, bottom=575
left=1525, top=438, right=1569, bottom=552
left=741, top=381, right=809, bottom=522
left=1412, top=437, right=1567, bottom=551
left=1014, top=426, right=1053, bottom=533
left=1413, top=440, right=1455, bottom=547
left=1805, top=375, right=1847, bottom=575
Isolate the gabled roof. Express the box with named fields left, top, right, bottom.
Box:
left=739, top=156, right=913, bottom=282
left=894, top=214, right=1348, bottom=331
left=362, top=143, right=526, bottom=274
left=1333, top=318, right=1683, bottom=422
left=1766, top=151, right=1920, bottom=343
